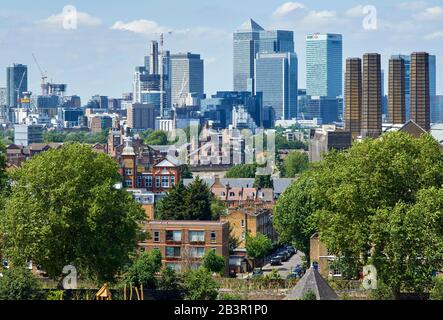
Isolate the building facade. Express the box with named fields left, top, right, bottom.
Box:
left=388, top=57, right=406, bottom=124
left=410, top=52, right=430, bottom=131
left=7, top=64, right=28, bottom=108
left=306, top=34, right=342, bottom=98
left=127, top=103, right=156, bottom=131
left=361, top=53, right=382, bottom=138
left=344, top=58, right=362, bottom=137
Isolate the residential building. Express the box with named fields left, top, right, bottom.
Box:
left=410, top=52, right=430, bottom=131
left=361, top=53, right=382, bottom=138
left=14, top=124, right=43, bottom=147
left=309, top=125, right=352, bottom=162
left=127, top=189, right=155, bottom=220
left=170, top=53, right=204, bottom=107
left=127, top=103, right=155, bottom=131
left=89, top=115, right=113, bottom=133
left=306, top=34, right=342, bottom=98
left=255, top=52, right=298, bottom=120
left=344, top=58, right=362, bottom=138
left=7, top=64, right=28, bottom=108
left=388, top=57, right=406, bottom=124
left=141, top=220, right=230, bottom=274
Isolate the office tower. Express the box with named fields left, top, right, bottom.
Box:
left=304, top=96, right=339, bottom=124
left=150, top=41, right=159, bottom=75
left=410, top=52, right=430, bottom=131
left=7, top=64, right=28, bottom=108
left=361, top=53, right=382, bottom=138
left=306, top=34, right=343, bottom=97
left=429, top=55, right=436, bottom=97
left=344, top=58, right=362, bottom=137
left=159, top=50, right=172, bottom=117
left=388, top=57, right=406, bottom=124
left=14, top=124, right=43, bottom=146
left=255, top=52, right=298, bottom=120
left=233, top=19, right=295, bottom=92
left=233, top=19, right=264, bottom=92
left=170, top=53, right=204, bottom=107
left=127, top=103, right=155, bottom=130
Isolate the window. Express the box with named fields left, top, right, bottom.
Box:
left=170, top=176, right=175, bottom=186
left=145, top=176, right=153, bottom=187
left=221, top=192, right=226, bottom=196
left=162, top=176, right=169, bottom=188
left=166, top=263, right=182, bottom=273
left=241, top=220, right=245, bottom=228
left=166, top=230, right=182, bottom=242
left=124, top=169, right=133, bottom=176
left=156, top=176, right=161, bottom=188
left=210, top=231, right=217, bottom=243
left=124, top=180, right=133, bottom=187
left=153, top=231, right=160, bottom=242
left=229, top=192, right=235, bottom=197
left=189, top=231, right=205, bottom=243
left=241, top=232, right=246, bottom=240
left=166, top=247, right=181, bottom=258
left=190, top=247, right=205, bottom=258
left=137, top=176, right=142, bottom=188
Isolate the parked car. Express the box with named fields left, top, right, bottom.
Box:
left=280, top=251, right=290, bottom=262
left=285, top=246, right=296, bottom=255
left=270, top=257, right=282, bottom=266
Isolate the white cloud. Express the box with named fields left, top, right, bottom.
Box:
left=414, top=6, right=443, bottom=20
left=424, top=31, right=443, bottom=40
left=399, top=1, right=427, bottom=11
left=302, top=10, right=338, bottom=25
left=345, top=5, right=366, bottom=17
left=110, top=19, right=168, bottom=35
left=40, top=10, right=102, bottom=27
left=273, top=2, right=306, bottom=17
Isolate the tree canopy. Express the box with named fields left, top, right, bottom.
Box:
left=274, top=132, right=443, bottom=297
left=202, top=250, right=226, bottom=274
left=143, top=130, right=170, bottom=146
left=43, top=130, right=108, bottom=144
left=0, top=144, right=145, bottom=283
left=0, top=267, right=43, bottom=300
left=183, top=267, right=220, bottom=300
left=225, top=164, right=257, bottom=178
left=124, top=249, right=162, bottom=288
left=281, top=151, right=309, bottom=178
left=245, top=233, right=272, bottom=266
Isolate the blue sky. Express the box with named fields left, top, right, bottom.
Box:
left=0, top=0, right=442, bottom=101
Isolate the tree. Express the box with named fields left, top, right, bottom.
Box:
left=202, top=250, right=226, bottom=275
left=253, top=175, right=273, bottom=189
left=156, top=181, right=188, bottom=220
left=43, top=131, right=108, bottom=144
left=275, top=134, right=307, bottom=151
left=184, top=177, right=213, bottom=220
left=225, top=164, right=257, bottom=178
left=282, top=151, right=309, bottom=178
left=245, top=233, right=272, bottom=268
left=182, top=267, right=220, bottom=300
left=180, top=164, right=193, bottom=179
left=430, top=277, right=443, bottom=300
left=0, top=267, right=43, bottom=300
left=273, top=172, right=317, bottom=254
left=0, top=144, right=145, bottom=283
left=210, top=196, right=227, bottom=220
left=124, top=249, right=162, bottom=288
left=144, top=130, right=169, bottom=145
left=157, top=266, right=182, bottom=293
left=277, top=132, right=443, bottom=297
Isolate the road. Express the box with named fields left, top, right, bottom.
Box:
left=262, top=251, right=305, bottom=278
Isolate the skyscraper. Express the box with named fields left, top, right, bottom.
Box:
left=410, top=52, right=430, bottom=131
left=233, top=19, right=295, bottom=93
left=361, top=53, right=382, bottom=138
left=170, top=53, right=204, bottom=107
left=150, top=41, right=159, bottom=75
left=344, top=58, right=362, bottom=137
left=233, top=19, right=263, bottom=92
left=429, top=54, right=436, bottom=97
left=255, top=52, right=298, bottom=120
left=306, top=34, right=343, bottom=98
left=388, top=57, right=406, bottom=124
left=7, top=64, right=28, bottom=108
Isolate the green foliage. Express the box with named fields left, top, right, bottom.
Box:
left=180, top=164, right=193, bottom=179
left=43, top=130, right=108, bottom=144
left=0, top=267, right=43, bottom=300
left=273, top=172, right=317, bottom=254
left=0, top=144, right=145, bottom=283
left=225, top=164, right=257, bottom=178
left=157, top=266, right=182, bottom=293
left=202, top=250, right=226, bottom=274
left=253, top=175, right=273, bottom=188
left=46, top=290, right=64, bottom=300
left=156, top=177, right=215, bottom=221
left=124, top=250, right=162, bottom=288
left=275, top=134, right=307, bottom=151
left=301, top=290, right=317, bottom=300
left=282, top=151, right=309, bottom=178
left=328, top=257, right=361, bottom=280
left=183, top=267, right=220, bottom=300
left=143, top=130, right=169, bottom=146
left=218, top=293, right=246, bottom=300
left=0, top=129, right=14, bottom=144
left=277, top=132, right=443, bottom=296
left=368, top=282, right=395, bottom=300
left=264, top=269, right=281, bottom=281
left=245, top=233, right=272, bottom=264
left=228, top=224, right=240, bottom=253
left=210, top=196, right=227, bottom=220
left=430, top=276, right=443, bottom=300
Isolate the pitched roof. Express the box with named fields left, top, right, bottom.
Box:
left=237, top=19, right=264, bottom=32
left=285, top=268, right=339, bottom=300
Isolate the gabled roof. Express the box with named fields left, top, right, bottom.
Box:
left=285, top=268, right=339, bottom=300
left=154, top=156, right=180, bottom=168
left=398, top=120, right=427, bottom=138
left=237, top=19, right=264, bottom=32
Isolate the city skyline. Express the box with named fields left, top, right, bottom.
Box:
left=0, top=0, right=443, bottom=100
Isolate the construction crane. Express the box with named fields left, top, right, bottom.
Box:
left=32, top=53, right=48, bottom=95
left=159, top=31, right=173, bottom=52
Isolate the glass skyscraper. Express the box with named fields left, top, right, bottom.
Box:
left=306, top=34, right=343, bottom=98
left=233, top=19, right=295, bottom=93
left=255, top=52, right=298, bottom=120
left=170, top=53, right=204, bottom=107
left=7, top=63, right=28, bottom=108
